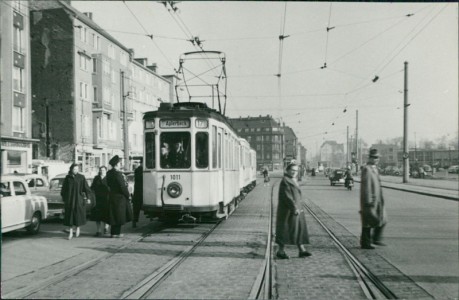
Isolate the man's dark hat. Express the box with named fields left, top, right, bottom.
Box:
left=369, top=149, right=381, bottom=158
left=109, top=155, right=120, bottom=166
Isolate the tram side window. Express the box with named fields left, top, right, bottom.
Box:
left=212, top=126, right=217, bottom=168
left=160, top=132, right=191, bottom=169
left=196, top=132, right=209, bottom=168
left=218, top=133, right=222, bottom=168
left=145, top=132, right=156, bottom=169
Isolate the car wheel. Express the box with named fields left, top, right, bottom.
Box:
left=26, top=212, right=41, bottom=234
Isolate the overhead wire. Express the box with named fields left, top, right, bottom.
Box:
left=123, top=1, right=176, bottom=70
left=322, top=3, right=333, bottom=69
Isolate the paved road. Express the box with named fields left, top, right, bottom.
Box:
left=303, top=175, right=458, bottom=300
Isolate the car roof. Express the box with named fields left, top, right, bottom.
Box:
left=1, top=175, right=27, bottom=182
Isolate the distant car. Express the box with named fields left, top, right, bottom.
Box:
left=448, top=165, right=459, bottom=174
left=37, top=173, right=94, bottom=219
left=329, top=169, right=345, bottom=186
left=1, top=175, right=48, bottom=234
left=12, top=173, right=50, bottom=192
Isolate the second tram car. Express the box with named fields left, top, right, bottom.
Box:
left=142, top=102, right=256, bottom=222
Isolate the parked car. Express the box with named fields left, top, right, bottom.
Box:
left=11, top=173, right=50, bottom=192
left=37, top=173, right=94, bottom=219
left=329, top=169, right=345, bottom=186
left=448, top=165, right=459, bottom=174
left=1, top=175, right=48, bottom=234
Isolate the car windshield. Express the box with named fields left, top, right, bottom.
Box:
left=50, top=178, right=64, bottom=190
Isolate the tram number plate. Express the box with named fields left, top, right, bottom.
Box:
left=170, top=174, right=181, bottom=180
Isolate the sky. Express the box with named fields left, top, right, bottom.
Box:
left=73, top=1, right=458, bottom=157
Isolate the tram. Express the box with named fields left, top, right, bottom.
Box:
left=142, top=102, right=257, bottom=221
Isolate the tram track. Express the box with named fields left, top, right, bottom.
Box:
left=302, top=201, right=398, bottom=299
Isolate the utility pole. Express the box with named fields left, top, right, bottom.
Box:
left=403, top=61, right=409, bottom=183
left=355, top=110, right=359, bottom=173
left=121, top=71, right=130, bottom=171
left=45, top=98, right=50, bottom=158
left=346, top=126, right=349, bottom=167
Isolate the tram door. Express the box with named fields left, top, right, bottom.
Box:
left=218, top=128, right=224, bottom=207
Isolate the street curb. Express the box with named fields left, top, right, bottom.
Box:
left=354, top=180, right=458, bottom=201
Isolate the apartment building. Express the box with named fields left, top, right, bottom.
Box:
left=29, top=1, right=172, bottom=174
left=230, top=115, right=285, bottom=171
left=0, top=0, right=37, bottom=174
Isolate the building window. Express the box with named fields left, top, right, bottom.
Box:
left=108, top=44, right=115, bottom=59
left=93, top=86, right=98, bottom=102
left=79, top=54, right=91, bottom=71
left=13, top=26, right=25, bottom=53
left=97, top=117, right=102, bottom=138
left=12, top=106, right=24, bottom=132
left=13, top=66, right=24, bottom=92
left=79, top=26, right=87, bottom=43
left=103, top=59, right=110, bottom=75
left=120, top=51, right=128, bottom=66
left=94, top=35, right=100, bottom=50
left=111, top=69, right=116, bottom=83
left=103, top=87, right=110, bottom=104
left=244, top=128, right=249, bottom=132
left=256, top=128, right=261, bottom=132
left=79, top=82, right=88, bottom=99
left=92, top=58, right=97, bottom=73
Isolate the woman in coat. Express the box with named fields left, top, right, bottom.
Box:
left=90, top=166, right=110, bottom=236
left=106, top=155, right=132, bottom=238
left=275, top=162, right=311, bottom=259
left=61, top=163, right=92, bottom=240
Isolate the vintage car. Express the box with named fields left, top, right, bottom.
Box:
left=1, top=175, right=48, bottom=234
left=329, top=169, right=346, bottom=186
left=38, top=173, right=94, bottom=219
left=12, top=173, right=50, bottom=192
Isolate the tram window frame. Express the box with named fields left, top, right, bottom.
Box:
left=218, top=132, right=222, bottom=169
left=195, top=132, right=209, bottom=169
left=145, top=132, right=156, bottom=169
left=212, top=126, right=217, bottom=168
left=160, top=132, right=191, bottom=169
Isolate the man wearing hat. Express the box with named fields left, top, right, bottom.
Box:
left=360, top=148, right=387, bottom=249
left=106, top=155, right=132, bottom=237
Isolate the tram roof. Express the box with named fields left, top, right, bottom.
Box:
left=144, top=102, right=237, bottom=133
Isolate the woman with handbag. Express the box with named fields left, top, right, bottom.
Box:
left=275, top=162, right=311, bottom=259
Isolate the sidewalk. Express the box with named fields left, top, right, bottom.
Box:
left=355, top=176, right=458, bottom=201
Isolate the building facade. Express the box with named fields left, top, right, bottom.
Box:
left=29, top=1, right=172, bottom=174
left=1, top=0, right=38, bottom=174
left=397, top=148, right=459, bottom=168
left=283, top=126, right=297, bottom=164
left=320, top=140, right=345, bottom=168
left=230, top=115, right=285, bottom=171
left=369, top=143, right=400, bottom=167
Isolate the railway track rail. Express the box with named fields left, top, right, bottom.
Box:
left=302, top=202, right=398, bottom=299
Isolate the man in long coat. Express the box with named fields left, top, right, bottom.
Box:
left=360, top=149, right=387, bottom=249
left=132, top=164, right=143, bottom=228
left=106, top=155, right=132, bottom=238
left=61, top=163, right=92, bottom=239
left=275, top=162, right=311, bottom=259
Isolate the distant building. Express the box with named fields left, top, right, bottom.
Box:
left=230, top=115, right=284, bottom=171
left=1, top=0, right=38, bottom=174
left=369, top=143, right=400, bottom=167
left=397, top=148, right=459, bottom=168
left=298, top=143, right=307, bottom=166
left=29, top=1, right=172, bottom=174
left=320, top=140, right=345, bottom=168
left=283, top=126, right=297, bottom=164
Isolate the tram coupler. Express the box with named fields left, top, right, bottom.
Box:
left=179, top=213, right=196, bottom=223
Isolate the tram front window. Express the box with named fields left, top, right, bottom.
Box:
left=145, top=132, right=155, bottom=169
left=196, top=132, right=209, bottom=168
left=160, top=132, right=191, bottom=169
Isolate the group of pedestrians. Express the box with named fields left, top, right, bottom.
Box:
left=61, top=155, right=143, bottom=240
left=275, top=148, right=387, bottom=259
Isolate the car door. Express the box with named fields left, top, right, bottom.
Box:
left=12, top=181, right=28, bottom=226
left=1, top=181, right=15, bottom=230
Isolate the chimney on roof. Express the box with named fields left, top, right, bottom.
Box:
left=83, top=12, right=93, bottom=20
left=134, top=58, right=148, bottom=67
left=128, top=48, right=135, bottom=57
left=147, top=63, right=157, bottom=73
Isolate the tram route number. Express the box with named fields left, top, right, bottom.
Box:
left=170, top=174, right=181, bottom=180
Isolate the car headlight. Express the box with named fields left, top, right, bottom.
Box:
left=167, top=182, right=182, bottom=198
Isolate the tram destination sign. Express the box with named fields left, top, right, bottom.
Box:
left=160, top=119, right=190, bottom=128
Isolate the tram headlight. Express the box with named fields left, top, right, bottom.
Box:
left=167, top=182, right=182, bottom=198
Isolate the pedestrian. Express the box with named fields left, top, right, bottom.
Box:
left=263, top=167, right=269, bottom=185
left=360, top=149, right=387, bottom=249
left=90, top=166, right=110, bottom=236
left=132, top=163, right=143, bottom=228
left=275, top=162, right=311, bottom=259
left=106, top=155, right=132, bottom=238
left=61, top=163, right=92, bottom=240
